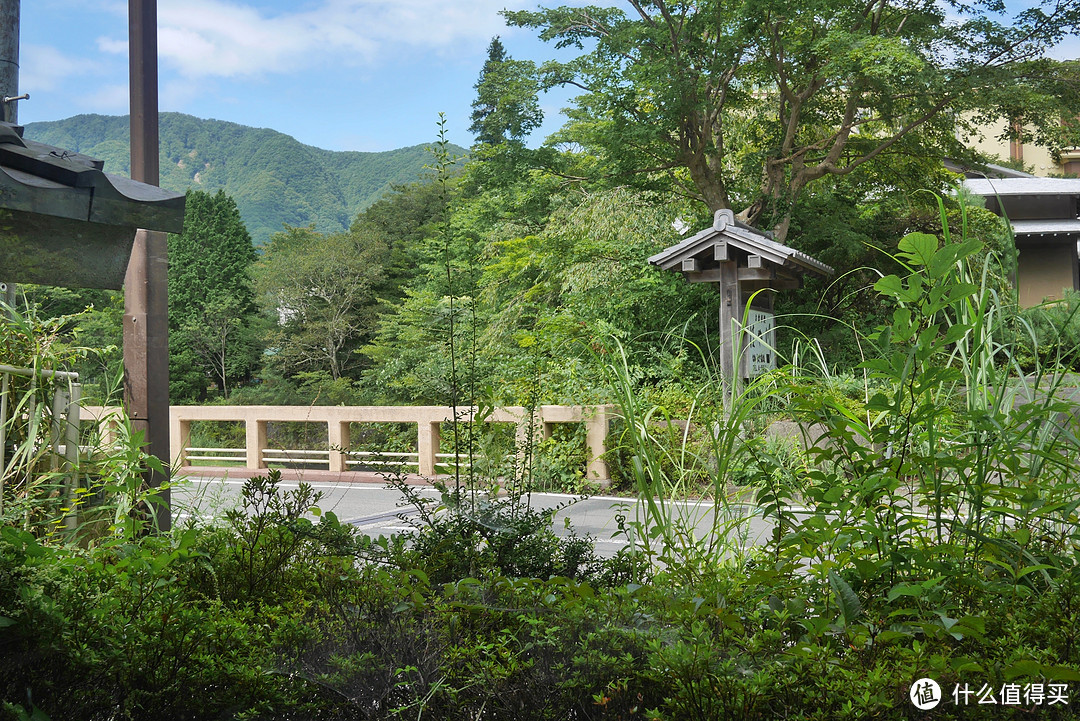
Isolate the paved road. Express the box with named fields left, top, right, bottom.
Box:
left=171, top=470, right=779, bottom=558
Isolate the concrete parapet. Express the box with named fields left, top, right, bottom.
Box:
left=82, top=403, right=615, bottom=481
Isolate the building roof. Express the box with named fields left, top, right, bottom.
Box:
left=0, top=123, right=184, bottom=232
left=648, top=210, right=834, bottom=277
left=964, top=177, right=1080, bottom=197
left=945, top=159, right=1035, bottom=179
left=0, top=122, right=186, bottom=290
left=1010, top=219, right=1080, bottom=237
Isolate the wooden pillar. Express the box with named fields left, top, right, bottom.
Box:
left=717, top=259, right=741, bottom=385
left=126, top=0, right=170, bottom=529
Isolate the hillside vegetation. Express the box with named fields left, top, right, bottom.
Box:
left=23, top=113, right=464, bottom=246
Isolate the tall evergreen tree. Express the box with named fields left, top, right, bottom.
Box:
left=168, top=189, right=261, bottom=401
left=469, top=36, right=543, bottom=145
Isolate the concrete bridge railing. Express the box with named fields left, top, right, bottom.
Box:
left=80, top=404, right=614, bottom=480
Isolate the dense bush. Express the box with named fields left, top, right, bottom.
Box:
left=6, top=207, right=1080, bottom=719
left=5, top=506, right=1080, bottom=720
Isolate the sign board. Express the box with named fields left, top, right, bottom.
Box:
left=743, top=309, right=776, bottom=377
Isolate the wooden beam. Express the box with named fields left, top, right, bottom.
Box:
left=126, top=0, right=171, bottom=531
left=738, top=267, right=773, bottom=281
left=685, top=268, right=724, bottom=283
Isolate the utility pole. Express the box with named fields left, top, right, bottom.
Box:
left=0, top=0, right=21, bottom=315
left=125, top=0, right=171, bottom=531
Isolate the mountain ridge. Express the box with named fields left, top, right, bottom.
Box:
left=23, top=113, right=464, bottom=245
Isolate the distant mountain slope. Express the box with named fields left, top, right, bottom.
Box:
left=23, top=113, right=463, bottom=246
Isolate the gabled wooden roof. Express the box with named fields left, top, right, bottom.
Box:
left=648, top=209, right=834, bottom=278
left=0, top=121, right=185, bottom=290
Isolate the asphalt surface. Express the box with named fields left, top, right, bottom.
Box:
left=171, top=467, right=780, bottom=558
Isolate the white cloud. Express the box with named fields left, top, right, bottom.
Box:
left=76, top=83, right=130, bottom=113
left=97, top=37, right=128, bottom=55
left=92, top=0, right=532, bottom=80
left=161, top=77, right=208, bottom=111
left=20, top=44, right=102, bottom=92
left=1049, top=35, right=1080, bottom=61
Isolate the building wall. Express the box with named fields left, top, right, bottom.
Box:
left=1017, top=241, right=1078, bottom=306
left=969, top=118, right=1066, bottom=177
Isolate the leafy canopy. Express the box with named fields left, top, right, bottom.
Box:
left=506, top=0, right=1080, bottom=238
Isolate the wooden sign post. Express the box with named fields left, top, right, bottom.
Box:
left=649, top=209, right=833, bottom=382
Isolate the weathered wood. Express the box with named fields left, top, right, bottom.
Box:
left=738, top=267, right=773, bottom=281
left=127, top=0, right=171, bottom=531
left=649, top=210, right=832, bottom=385
left=686, top=268, right=725, bottom=283
left=717, top=260, right=740, bottom=382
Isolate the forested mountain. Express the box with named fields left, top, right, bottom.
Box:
left=23, top=113, right=464, bottom=246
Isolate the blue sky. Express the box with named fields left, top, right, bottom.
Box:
left=18, top=0, right=582, bottom=152
left=16, top=0, right=1080, bottom=154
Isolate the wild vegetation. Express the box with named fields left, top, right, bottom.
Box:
left=6, top=0, right=1080, bottom=717
left=4, top=208, right=1080, bottom=718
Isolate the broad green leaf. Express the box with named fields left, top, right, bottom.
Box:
left=1044, top=665, right=1080, bottom=682
left=828, top=570, right=862, bottom=625
left=898, top=232, right=939, bottom=267
left=886, top=583, right=925, bottom=602
left=1003, top=660, right=1045, bottom=680
left=875, top=630, right=911, bottom=644
left=874, top=274, right=904, bottom=298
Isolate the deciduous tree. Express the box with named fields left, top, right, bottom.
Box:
left=256, top=226, right=385, bottom=382
left=507, top=0, right=1080, bottom=239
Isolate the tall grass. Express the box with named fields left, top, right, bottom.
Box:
left=604, top=332, right=779, bottom=582
left=605, top=196, right=1080, bottom=623
left=1, top=301, right=166, bottom=541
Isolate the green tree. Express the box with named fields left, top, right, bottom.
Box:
left=168, top=189, right=260, bottom=401
left=469, top=36, right=544, bottom=146
left=506, top=0, right=1080, bottom=239
left=256, top=226, right=385, bottom=382
left=349, top=180, right=448, bottom=302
